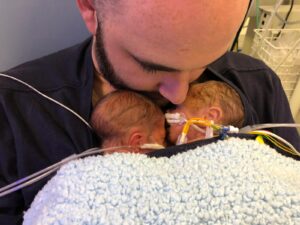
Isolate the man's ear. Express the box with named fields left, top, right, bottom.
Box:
left=76, top=0, right=98, bottom=34
left=206, top=106, right=223, bottom=122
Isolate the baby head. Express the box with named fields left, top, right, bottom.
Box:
left=168, top=80, right=244, bottom=144
left=91, top=90, right=166, bottom=154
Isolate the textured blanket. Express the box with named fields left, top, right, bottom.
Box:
left=23, top=138, right=300, bottom=225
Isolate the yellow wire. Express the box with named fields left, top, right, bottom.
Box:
left=178, top=118, right=222, bottom=144
left=182, top=121, right=191, bottom=135
left=259, top=134, right=292, bottom=153
left=249, top=131, right=298, bottom=156
left=263, top=135, right=296, bottom=155
left=251, top=132, right=292, bottom=154
left=179, top=121, right=299, bottom=157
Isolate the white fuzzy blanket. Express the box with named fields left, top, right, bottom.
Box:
left=23, top=138, right=300, bottom=225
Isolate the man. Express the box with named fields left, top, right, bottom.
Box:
left=0, top=0, right=298, bottom=224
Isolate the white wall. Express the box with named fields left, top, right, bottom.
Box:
left=0, top=0, right=90, bottom=71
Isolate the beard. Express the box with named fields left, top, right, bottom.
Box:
left=94, top=21, right=171, bottom=108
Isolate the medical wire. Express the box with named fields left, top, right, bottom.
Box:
left=0, top=153, right=78, bottom=193
left=249, top=130, right=300, bottom=156
left=176, top=118, right=228, bottom=145
left=169, top=113, right=300, bottom=155
left=0, top=146, right=136, bottom=198
left=265, top=135, right=295, bottom=155
left=230, top=0, right=253, bottom=51
left=0, top=74, right=299, bottom=194
left=280, top=0, right=294, bottom=29
left=165, top=113, right=206, bottom=133
left=274, top=0, right=294, bottom=38
left=276, top=14, right=300, bottom=25
left=0, top=73, right=92, bottom=130
left=265, top=0, right=285, bottom=30
left=239, top=123, right=300, bottom=133
left=275, top=0, right=300, bottom=26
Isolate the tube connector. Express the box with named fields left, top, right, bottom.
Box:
left=165, top=113, right=186, bottom=125
left=219, top=125, right=239, bottom=140
left=140, top=143, right=165, bottom=150
left=226, top=125, right=239, bottom=133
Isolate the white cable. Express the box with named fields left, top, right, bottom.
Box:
left=239, top=123, right=300, bottom=133
left=226, top=125, right=239, bottom=133
left=251, top=130, right=300, bottom=157
left=0, top=153, right=79, bottom=193
left=264, top=0, right=285, bottom=30
left=176, top=133, right=187, bottom=145
left=165, top=112, right=206, bottom=133
left=239, top=123, right=300, bottom=156
left=0, top=144, right=165, bottom=197
left=0, top=73, right=92, bottom=129
left=165, top=113, right=185, bottom=124
left=191, top=124, right=206, bottom=133
left=0, top=166, right=61, bottom=198
left=0, top=146, right=136, bottom=198
left=275, top=13, right=300, bottom=25
left=140, top=143, right=165, bottom=149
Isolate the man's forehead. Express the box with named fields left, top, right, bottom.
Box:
left=105, top=0, right=248, bottom=26
left=102, top=0, right=249, bottom=68
left=102, top=0, right=249, bottom=42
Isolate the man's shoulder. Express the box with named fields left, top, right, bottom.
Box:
left=0, top=37, right=93, bottom=91
left=209, top=51, right=280, bottom=88
left=211, top=51, right=270, bottom=73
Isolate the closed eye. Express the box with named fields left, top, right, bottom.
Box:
left=140, top=64, right=159, bottom=74
left=131, top=54, right=180, bottom=74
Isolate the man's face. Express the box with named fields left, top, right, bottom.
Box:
left=93, top=0, right=249, bottom=105
left=94, top=22, right=204, bottom=106
left=94, top=23, right=171, bottom=107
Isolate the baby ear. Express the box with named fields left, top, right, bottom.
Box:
left=128, top=128, right=148, bottom=148
left=206, top=106, right=223, bottom=122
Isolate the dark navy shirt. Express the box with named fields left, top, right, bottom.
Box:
left=0, top=38, right=299, bottom=224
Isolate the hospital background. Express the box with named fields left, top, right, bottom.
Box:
left=0, top=0, right=299, bottom=132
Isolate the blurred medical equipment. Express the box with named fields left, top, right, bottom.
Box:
left=166, top=112, right=300, bottom=156
left=233, top=1, right=300, bottom=120
left=257, top=1, right=300, bottom=30
left=251, top=28, right=300, bottom=116
left=249, top=0, right=300, bottom=119
left=165, top=112, right=238, bottom=144
left=239, top=0, right=300, bottom=54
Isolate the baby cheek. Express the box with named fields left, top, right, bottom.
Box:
left=168, top=124, right=183, bottom=144
left=187, top=128, right=206, bottom=142
left=157, top=129, right=166, bottom=146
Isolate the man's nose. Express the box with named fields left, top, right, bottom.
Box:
left=158, top=74, right=190, bottom=105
